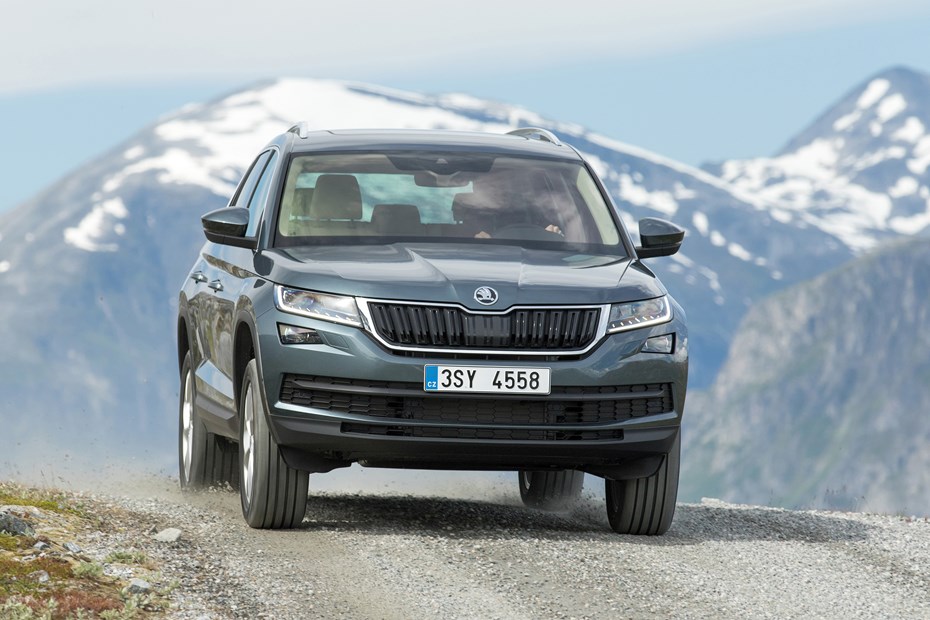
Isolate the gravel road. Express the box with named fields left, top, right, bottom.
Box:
left=91, top=472, right=930, bottom=619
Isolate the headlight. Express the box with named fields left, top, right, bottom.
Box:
left=607, top=296, right=671, bottom=333
left=274, top=286, right=362, bottom=327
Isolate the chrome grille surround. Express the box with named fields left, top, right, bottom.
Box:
left=356, top=298, right=611, bottom=357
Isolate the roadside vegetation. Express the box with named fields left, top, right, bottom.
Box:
left=0, top=483, right=173, bottom=619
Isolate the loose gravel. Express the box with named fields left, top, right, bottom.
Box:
left=85, top=475, right=930, bottom=619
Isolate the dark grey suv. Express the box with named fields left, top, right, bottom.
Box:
left=177, top=126, right=688, bottom=534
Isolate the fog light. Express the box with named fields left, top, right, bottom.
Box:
left=642, top=334, right=674, bottom=354
left=278, top=324, right=323, bottom=345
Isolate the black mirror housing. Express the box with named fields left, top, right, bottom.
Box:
left=636, top=217, right=684, bottom=258
left=201, top=207, right=257, bottom=249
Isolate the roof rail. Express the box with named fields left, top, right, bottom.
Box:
left=506, top=127, right=562, bottom=146
left=287, top=122, right=310, bottom=139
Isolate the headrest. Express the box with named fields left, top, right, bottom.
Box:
left=294, top=187, right=315, bottom=213
left=371, top=204, right=421, bottom=230
left=309, top=174, right=363, bottom=220
left=371, top=204, right=421, bottom=224
left=451, top=192, right=490, bottom=222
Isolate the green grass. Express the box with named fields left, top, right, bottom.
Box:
left=72, top=563, right=104, bottom=580
left=103, top=552, right=150, bottom=569
left=0, top=484, right=86, bottom=518
left=0, top=534, right=20, bottom=552
left=0, top=556, right=73, bottom=597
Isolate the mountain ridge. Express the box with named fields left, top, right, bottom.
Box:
left=683, top=234, right=930, bottom=514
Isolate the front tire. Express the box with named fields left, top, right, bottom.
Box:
left=605, top=430, right=680, bottom=535
left=239, top=359, right=309, bottom=529
left=518, top=470, right=584, bottom=511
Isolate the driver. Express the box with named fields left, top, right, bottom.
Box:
left=457, top=173, right=564, bottom=239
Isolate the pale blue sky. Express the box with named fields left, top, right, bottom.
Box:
left=2, top=1, right=930, bottom=210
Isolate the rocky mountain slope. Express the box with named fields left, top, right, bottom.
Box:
left=0, top=78, right=850, bottom=469
left=682, top=236, right=930, bottom=515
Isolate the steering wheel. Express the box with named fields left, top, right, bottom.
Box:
left=492, top=223, right=562, bottom=242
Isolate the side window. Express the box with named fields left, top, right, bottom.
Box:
left=230, top=151, right=272, bottom=208
left=245, top=151, right=278, bottom=237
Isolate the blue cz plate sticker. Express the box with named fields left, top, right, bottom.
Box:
left=423, top=365, right=551, bottom=395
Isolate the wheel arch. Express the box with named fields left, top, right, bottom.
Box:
left=233, top=312, right=260, bottom=412
left=177, top=313, right=191, bottom=374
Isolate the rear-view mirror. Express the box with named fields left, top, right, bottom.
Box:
left=636, top=217, right=684, bottom=258
left=201, top=207, right=257, bottom=249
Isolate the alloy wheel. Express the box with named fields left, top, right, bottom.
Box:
left=241, top=384, right=256, bottom=507
left=181, top=369, right=194, bottom=483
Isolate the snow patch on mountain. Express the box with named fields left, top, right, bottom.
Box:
left=691, top=212, right=709, bottom=236
left=892, top=117, right=924, bottom=143
left=858, top=79, right=890, bottom=108
left=833, top=111, right=860, bottom=132
left=586, top=132, right=762, bottom=205
left=63, top=198, right=129, bottom=252
left=673, top=182, right=696, bottom=200
left=876, top=94, right=907, bottom=123
left=889, top=210, right=930, bottom=234
left=727, top=242, right=753, bottom=262
left=852, top=146, right=907, bottom=171
left=105, top=148, right=239, bottom=197
left=908, top=136, right=930, bottom=174
left=123, top=145, right=145, bottom=160
left=888, top=176, right=919, bottom=197
left=616, top=173, right=677, bottom=216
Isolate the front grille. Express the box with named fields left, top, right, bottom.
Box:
left=341, top=424, right=624, bottom=441
left=367, top=303, right=601, bottom=351
left=279, top=375, right=673, bottom=425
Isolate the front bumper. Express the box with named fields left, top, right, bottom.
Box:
left=256, top=303, right=688, bottom=478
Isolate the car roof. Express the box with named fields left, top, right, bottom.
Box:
left=285, top=129, right=582, bottom=160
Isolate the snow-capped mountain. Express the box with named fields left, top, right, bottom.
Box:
left=0, top=78, right=850, bottom=467
left=707, top=66, right=930, bottom=251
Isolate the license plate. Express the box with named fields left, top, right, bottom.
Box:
left=424, top=365, right=551, bottom=395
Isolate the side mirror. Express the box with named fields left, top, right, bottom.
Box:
left=201, top=207, right=257, bottom=249
left=636, top=217, right=684, bottom=258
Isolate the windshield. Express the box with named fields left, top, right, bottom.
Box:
left=274, top=151, right=625, bottom=253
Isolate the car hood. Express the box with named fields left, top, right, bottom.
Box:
left=257, top=243, right=665, bottom=310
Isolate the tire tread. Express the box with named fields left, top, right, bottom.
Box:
left=605, top=430, right=680, bottom=536
left=240, top=359, right=308, bottom=529
left=519, top=470, right=584, bottom=511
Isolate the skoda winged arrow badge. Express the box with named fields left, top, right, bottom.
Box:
left=474, top=286, right=499, bottom=305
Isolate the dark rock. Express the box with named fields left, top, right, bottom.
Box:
left=126, top=578, right=151, bottom=595
left=0, top=511, right=34, bottom=536
left=63, top=542, right=82, bottom=554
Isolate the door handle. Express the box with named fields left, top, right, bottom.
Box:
left=190, top=271, right=207, bottom=283
left=207, top=280, right=224, bottom=292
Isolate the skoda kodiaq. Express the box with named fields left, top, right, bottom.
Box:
left=177, top=126, right=688, bottom=534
